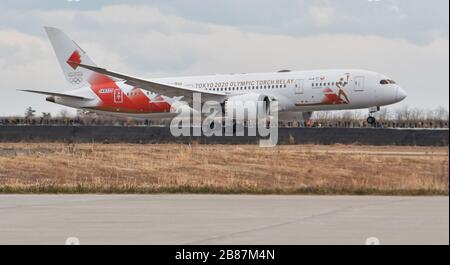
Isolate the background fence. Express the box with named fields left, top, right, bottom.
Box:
left=0, top=125, right=447, bottom=146
left=1, top=117, right=448, bottom=129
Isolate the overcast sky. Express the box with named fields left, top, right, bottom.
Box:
left=0, top=0, right=448, bottom=116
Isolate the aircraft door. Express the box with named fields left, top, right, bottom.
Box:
left=354, top=76, right=365, bottom=91
left=114, top=89, right=124, bottom=103
left=295, top=79, right=304, bottom=94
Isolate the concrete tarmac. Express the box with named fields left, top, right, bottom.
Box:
left=0, top=195, right=448, bottom=245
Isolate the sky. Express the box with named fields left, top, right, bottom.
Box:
left=0, top=0, right=448, bottom=116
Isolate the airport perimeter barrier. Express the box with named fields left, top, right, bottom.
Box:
left=0, top=117, right=449, bottom=129
left=0, top=125, right=448, bottom=146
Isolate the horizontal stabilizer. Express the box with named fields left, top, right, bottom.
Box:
left=19, top=89, right=92, bottom=100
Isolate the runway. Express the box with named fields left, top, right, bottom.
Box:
left=0, top=195, right=448, bottom=245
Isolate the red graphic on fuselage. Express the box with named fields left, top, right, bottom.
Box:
left=296, top=74, right=351, bottom=106
left=320, top=77, right=350, bottom=105
left=67, top=50, right=171, bottom=113
left=322, top=88, right=349, bottom=105
left=90, top=78, right=171, bottom=113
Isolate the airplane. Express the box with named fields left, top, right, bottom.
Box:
left=21, top=27, right=407, bottom=126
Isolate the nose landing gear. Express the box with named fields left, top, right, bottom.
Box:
left=367, top=116, right=376, bottom=125
left=367, top=106, right=380, bottom=126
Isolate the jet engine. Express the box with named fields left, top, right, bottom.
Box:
left=223, top=93, right=274, bottom=121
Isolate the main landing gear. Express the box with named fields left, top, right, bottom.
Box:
left=367, top=106, right=380, bottom=125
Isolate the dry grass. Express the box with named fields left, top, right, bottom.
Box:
left=0, top=143, right=448, bottom=195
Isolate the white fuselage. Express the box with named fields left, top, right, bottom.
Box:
left=52, top=69, right=407, bottom=120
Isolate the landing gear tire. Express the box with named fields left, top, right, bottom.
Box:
left=367, top=116, right=376, bottom=125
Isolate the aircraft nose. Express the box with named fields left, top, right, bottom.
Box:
left=396, top=86, right=407, bottom=102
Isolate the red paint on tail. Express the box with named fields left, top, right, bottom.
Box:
left=67, top=51, right=81, bottom=70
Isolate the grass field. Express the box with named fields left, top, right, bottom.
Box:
left=0, top=143, right=448, bottom=195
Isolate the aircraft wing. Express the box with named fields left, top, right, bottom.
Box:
left=19, top=89, right=93, bottom=100
left=77, top=63, right=227, bottom=103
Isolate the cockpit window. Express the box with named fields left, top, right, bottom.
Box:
left=380, top=79, right=396, bottom=85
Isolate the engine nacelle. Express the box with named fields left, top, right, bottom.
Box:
left=224, top=93, right=273, bottom=122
